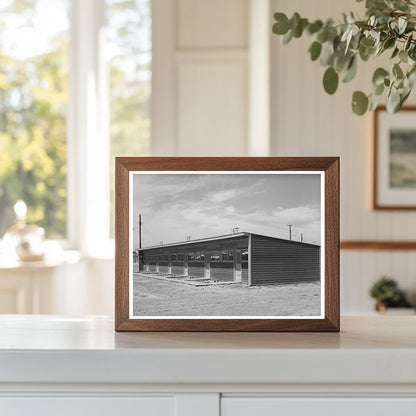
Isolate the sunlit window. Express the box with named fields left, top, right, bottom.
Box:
left=106, top=0, right=151, bottom=237
left=0, top=0, right=151, bottom=247
left=0, top=0, right=70, bottom=239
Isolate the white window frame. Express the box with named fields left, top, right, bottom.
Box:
left=68, top=0, right=111, bottom=258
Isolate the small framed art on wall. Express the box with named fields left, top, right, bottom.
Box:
left=374, top=106, right=416, bottom=209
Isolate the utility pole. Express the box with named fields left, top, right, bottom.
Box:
left=301, top=233, right=303, bottom=243
left=287, top=224, right=293, bottom=241
left=138, top=214, right=142, bottom=249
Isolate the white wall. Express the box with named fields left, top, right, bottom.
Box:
left=62, top=0, right=416, bottom=316
left=152, top=0, right=251, bottom=156
left=271, top=0, right=416, bottom=313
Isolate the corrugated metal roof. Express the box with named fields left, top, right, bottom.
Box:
left=138, top=232, right=249, bottom=250
left=136, top=232, right=320, bottom=251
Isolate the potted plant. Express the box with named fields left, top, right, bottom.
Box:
left=369, top=276, right=413, bottom=312
left=272, top=0, right=416, bottom=115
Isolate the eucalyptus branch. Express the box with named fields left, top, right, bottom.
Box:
left=272, top=0, right=416, bottom=115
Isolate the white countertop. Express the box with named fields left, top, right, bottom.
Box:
left=0, top=315, right=415, bottom=386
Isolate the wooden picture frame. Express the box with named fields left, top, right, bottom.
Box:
left=115, top=157, right=339, bottom=332
left=373, top=106, right=416, bottom=210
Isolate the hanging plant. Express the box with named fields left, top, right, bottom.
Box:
left=272, top=0, right=416, bottom=115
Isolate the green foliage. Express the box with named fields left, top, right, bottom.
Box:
left=107, top=0, right=151, bottom=237
left=272, top=0, right=416, bottom=115
left=369, top=276, right=412, bottom=307
left=0, top=26, right=69, bottom=238
left=0, top=0, right=151, bottom=239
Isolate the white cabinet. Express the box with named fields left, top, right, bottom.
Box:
left=1, top=316, right=416, bottom=416
left=1, top=397, right=175, bottom=416
left=222, top=398, right=416, bottom=416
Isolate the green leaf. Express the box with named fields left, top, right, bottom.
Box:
left=400, top=88, right=411, bottom=106
left=372, top=67, right=389, bottom=86
left=323, top=67, right=339, bottom=94
left=282, top=29, right=293, bottom=44
left=391, top=47, right=399, bottom=59
left=374, top=82, right=385, bottom=96
left=273, top=13, right=290, bottom=35
left=293, top=18, right=308, bottom=38
left=290, top=12, right=301, bottom=30
left=359, top=45, right=374, bottom=61
left=399, top=49, right=408, bottom=63
left=369, top=92, right=383, bottom=111
left=309, top=41, right=322, bottom=61
left=366, top=0, right=388, bottom=10
left=383, top=37, right=396, bottom=50
left=352, top=91, right=369, bottom=115
left=405, top=34, right=413, bottom=51
left=398, top=16, right=407, bottom=34
left=307, top=20, right=323, bottom=35
left=334, top=52, right=350, bottom=72
left=386, top=87, right=401, bottom=113
left=393, top=63, right=404, bottom=79
left=317, top=30, right=328, bottom=43
left=342, top=56, right=357, bottom=83
left=320, top=40, right=335, bottom=66
left=360, top=37, right=375, bottom=48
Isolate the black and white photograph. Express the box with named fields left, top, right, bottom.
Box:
left=130, top=172, right=324, bottom=318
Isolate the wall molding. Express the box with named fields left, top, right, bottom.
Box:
left=341, top=241, right=416, bottom=250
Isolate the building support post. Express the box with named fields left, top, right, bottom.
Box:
left=248, top=235, right=252, bottom=286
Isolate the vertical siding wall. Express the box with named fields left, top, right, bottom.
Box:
left=250, top=235, right=320, bottom=285
left=152, top=0, right=249, bottom=156
left=271, top=0, right=416, bottom=313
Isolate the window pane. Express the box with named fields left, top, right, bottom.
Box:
left=0, top=0, right=70, bottom=239
left=106, top=0, right=151, bottom=237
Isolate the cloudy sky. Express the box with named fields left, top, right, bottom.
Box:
left=132, top=173, right=322, bottom=248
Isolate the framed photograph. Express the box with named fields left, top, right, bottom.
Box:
left=115, top=157, right=339, bottom=332
left=374, top=106, right=416, bottom=209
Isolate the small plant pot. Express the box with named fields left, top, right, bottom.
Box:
left=375, top=302, right=386, bottom=313
left=375, top=303, right=415, bottom=315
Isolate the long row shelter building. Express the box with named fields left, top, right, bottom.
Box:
left=134, top=232, right=320, bottom=286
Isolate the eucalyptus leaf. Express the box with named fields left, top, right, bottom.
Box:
left=282, top=29, right=293, bottom=44
left=393, top=63, right=404, bottom=79
left=366, top=0, right=388, bottom=11
left=273, top=13, right=290, bottom=34
left=386, top=87, right=401, bottom=112
left=323, top=67, right=339, bottom=94
left=398, top=17, right=407, bottom=34
left=369, top=92, right=383, bottom=111
left=307, top=20, right=323, bottom=35
left=372, top=67, right=389, bottom=85
left=383, top=37, right=396, bottom=50
left=391, top=47, right=399, bottom=59
left=405, top=33, right=413, bottom=50
left=399, top=49, right=408, bottom=63
left=320, top=40, right=335, bottom=66
left=373, top=82, right=385, bottom=95
left=334, top=52, right=352, bottom=72
left=342, top=56, right=358, bottom=82
left=352, top=91, right=369, bottom=115
left=309, top=41, right=322, bottom=61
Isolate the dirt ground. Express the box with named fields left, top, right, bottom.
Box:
left=132, top=273, right=321, bottom=317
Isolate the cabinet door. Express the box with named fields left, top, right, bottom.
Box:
left=0, top=396, right=175, bottom=416
left=221, top=397, right=416, bottom=416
